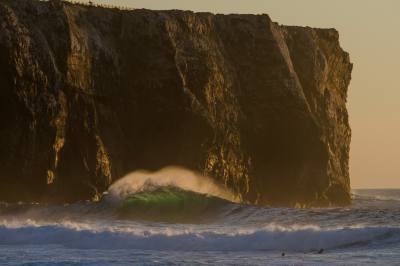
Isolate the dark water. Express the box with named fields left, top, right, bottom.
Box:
left=0, top=188, right=399, bottom=265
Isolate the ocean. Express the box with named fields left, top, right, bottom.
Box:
left=0, top=169, right=399, bottom=265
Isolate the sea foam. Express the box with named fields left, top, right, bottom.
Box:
left=0, top=219, right=398, bottom=252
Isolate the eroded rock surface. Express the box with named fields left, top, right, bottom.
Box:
left=0, top=0, right=352, bottom=206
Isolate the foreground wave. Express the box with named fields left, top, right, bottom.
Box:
left=0, top=221, right=399, bottom=252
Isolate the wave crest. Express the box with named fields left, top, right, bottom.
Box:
left=0, top=221, right=399, bottom=252
left=97, top=167, right=239, bottom=222
left=106, top=166, right=238, bottom=203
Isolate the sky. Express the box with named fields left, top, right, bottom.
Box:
left=80, top=0, right=400, bottom=189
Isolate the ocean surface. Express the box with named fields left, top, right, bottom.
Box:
left=0, top=169, right=399, bottom=265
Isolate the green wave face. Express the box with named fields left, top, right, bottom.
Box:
left=117, top=187, right=230, bottom=223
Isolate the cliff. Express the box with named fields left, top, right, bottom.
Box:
left=0, top=0, right=353, bottom=206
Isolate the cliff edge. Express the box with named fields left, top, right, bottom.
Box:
left=0, top=0, right=353, bottom=206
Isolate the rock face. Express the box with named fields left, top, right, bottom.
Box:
left=0, top=0, right=352, bottom=206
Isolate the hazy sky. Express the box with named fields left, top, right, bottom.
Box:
left=81, top=0, right=400, bottom=189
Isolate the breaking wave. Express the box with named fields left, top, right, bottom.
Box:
left=117, top=187, right=230, bottom=222
left=100, top=166, right=238, bottom=222
left=106, top=166, right=238, bottom=203
left=0, top=221, right=399, bottom=252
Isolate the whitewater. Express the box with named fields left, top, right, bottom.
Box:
left=1, top=167, right=400, bottom=265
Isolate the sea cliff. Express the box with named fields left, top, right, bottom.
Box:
left=0, top=0, right=352, bottom=206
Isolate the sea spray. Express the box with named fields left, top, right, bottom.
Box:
left=101, top=166, right=238, bottom=222
left=106, top=166, right=238, bottom=203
